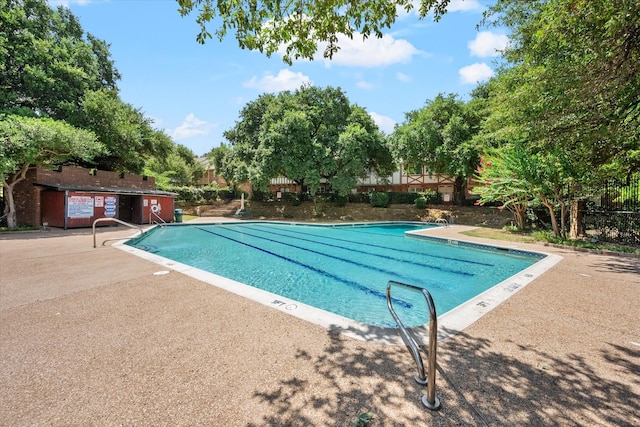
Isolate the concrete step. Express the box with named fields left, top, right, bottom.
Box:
left=199, top=200, right=243, bottom=217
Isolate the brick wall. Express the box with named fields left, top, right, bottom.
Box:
left=12, top=169, right=41, bottom=227
left=34, top=166, right=156, bottom=190
left=12, top=166, right=157, bottom=227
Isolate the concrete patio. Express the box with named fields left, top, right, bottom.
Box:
left=1, top=221, right=638, bottom=426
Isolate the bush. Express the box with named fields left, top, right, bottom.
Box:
left=348, top=192, right=371, bottom=204
left=218, top=188, right=235, bottom=200
left=370, top=191, right=389, bottom=208
left=333, top=193, right=348, bottom=207
left=163, top=185, right=237, bottom=203
left=415, top=196, right=427, bottom=209
left=421, top=189, right=441, bottom=204
left=388, top=192, right=418, bottom=204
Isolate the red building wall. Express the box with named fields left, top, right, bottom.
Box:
left=12, top=166, right=173, bottom=228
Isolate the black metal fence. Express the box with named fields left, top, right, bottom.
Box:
left=585, top=174, right=640, bottom=246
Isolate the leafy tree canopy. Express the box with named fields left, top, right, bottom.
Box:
left=389, top=93, right=483, bottom=200
left=1, top=1, right=175, bottom=176
left=70, top=89, right=173, bottom=174
left=224, top=85, right=394, bottom=196
left=0, top=0, right=120, bottom=118
left=177, top=0, right=455, bottom=63
left=483, top=0, right=640, bottom=180
left=144, top=144, right=204, bottom=187
left=1, top=114, right=103, bottom=228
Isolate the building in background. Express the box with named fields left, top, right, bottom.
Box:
left=12, top=166, right=175, bottom=229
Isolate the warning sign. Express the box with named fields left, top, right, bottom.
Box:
left=68, top=196, right=94, bottom=218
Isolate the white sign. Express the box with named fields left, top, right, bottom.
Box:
left=104, top=195, right=117, bottom=217
left=68, top=196, right=94, bottom=218
left=94, top=196, right=104, bottom=208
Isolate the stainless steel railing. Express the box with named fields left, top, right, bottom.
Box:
left=149, top=211, right=166, bottom=225
left=386, top=280, right=441, bottom=410
left=92, top=218, right=143, bottom=248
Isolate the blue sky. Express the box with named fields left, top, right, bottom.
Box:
left=55, top=0, right=508, bottom=156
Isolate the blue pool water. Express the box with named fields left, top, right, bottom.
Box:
left=127, top=222, right=542, bottom=328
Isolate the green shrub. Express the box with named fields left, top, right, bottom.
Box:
left=370, top=191, right=389, bottom=208
left=218, top=188, right=235, bottom=200
left=388, top=191, right=418, bottom=204
left=414, top=196, right=427, bottom=209
left=421, top=189, right=441, bottom=204
left=334, top=193, right=348, bottom=207
left=348, top=192, right=370, bottom=204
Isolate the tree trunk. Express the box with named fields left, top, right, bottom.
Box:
left=570, top=199, right=586, bottom=239
left=510, top=204, right=526, bottom=230
left=543, top=199, right=560, bottom=237
left=3, top=180, right=18, bottom=229
left=559, top=200, right=567, bottom=238
left=454, top=176, right=465, bottom=205
left=3, top=164, right=31, bottom=229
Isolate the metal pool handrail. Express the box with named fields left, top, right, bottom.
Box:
left=149, top=211, right=166, bottom=226
left=92, top=218, right=143, bottom=248
left=386, top=280, right=441, bottom=411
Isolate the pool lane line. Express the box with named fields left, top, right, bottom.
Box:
left=249, top=223, right=494, bottom=267
left=211, top=225, right=435, bottom=287
left=240, top=224, right=475, bottom=277
left=193, top=226, right=413, bottom=309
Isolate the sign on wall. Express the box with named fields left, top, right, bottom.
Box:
left=68, top=196, right=94, bottom=218
left=104, top=196, right=117, bottom=217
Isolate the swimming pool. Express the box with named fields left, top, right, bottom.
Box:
left=124, top=221, right=555, bottom=331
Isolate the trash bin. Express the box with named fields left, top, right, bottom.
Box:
left=174, top=209, right=183, bottom=223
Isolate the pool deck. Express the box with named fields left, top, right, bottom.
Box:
left=1, top=219, right=638, bottom=426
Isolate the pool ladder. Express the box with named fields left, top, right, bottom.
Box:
left=386, top=280, right=441, bottom=411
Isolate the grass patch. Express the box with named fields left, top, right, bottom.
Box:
left=460, top=228, right=538, bottom=243
left=462, top=227, right=639, bottom=255
left=532, top=231, right=639, bottom=255
left=0, top=225, right=40, bottom=232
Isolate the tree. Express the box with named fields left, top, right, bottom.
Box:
left=472, top=149, right=530, bottom=231
left=206, top=143, right=242, bottom=190
left=0, top=0, right=120, bottom=118
left=71, top=90, right=173, bottom=174
left=1, top=1, right=173, bottom=175
left=389, top=93, right=481, bottom=203
left=177, top=0, right=456, bottom=63
left=0, top=115, right=103, bottom=228
left=145, top=144, right=204, bottom=187
left=483, top=0, right=640, bottom=180
left=473, top=142, right=586, bottom=236
left=224, top=85, right=394, bottom=197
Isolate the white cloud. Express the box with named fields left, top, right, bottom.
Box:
left=448, top=0, right=483, bottom=13
left=369, top=112, right=396, bottom=134
left=319, top=33, right=422, bottom=67
left=171, top=113, right=217, bottom=140
left=243, top=69, right=312, bottom=92
left=357, top=80, right=375, bottom=90
left=459, top=63, right=494, bottom=84
left=468, top=31, right=509, bottom=57
left=396, top=72, right=411, bottom=82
